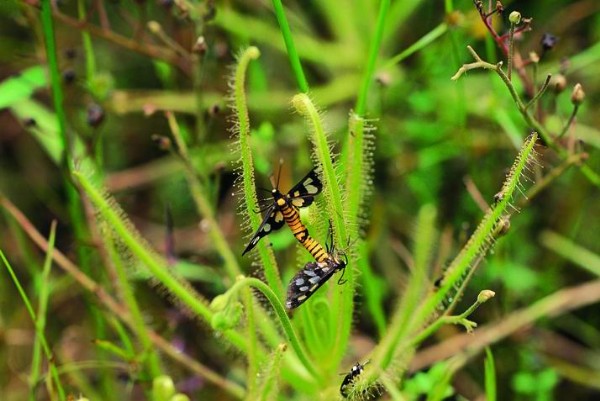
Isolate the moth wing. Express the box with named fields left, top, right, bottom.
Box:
left=287, top=168, right=323, bottom=208
left=242, top=206, right=285, bottom=255
left=285, top=260, right=336, bottom=310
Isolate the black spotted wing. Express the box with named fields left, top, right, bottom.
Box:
left=242, top=167, right=322, bottom=256
left=287, top=168, right=323, bottom=208
left=285, top=259, right=339, bottom=310
left=242, top=206, right=285, bottom=256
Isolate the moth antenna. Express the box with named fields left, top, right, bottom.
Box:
left=270, top=159, right=284, bottom=189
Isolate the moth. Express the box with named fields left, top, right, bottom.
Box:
left=242, top=167, right=322, bottom=256
left=285, top=249, right=347, bottom=310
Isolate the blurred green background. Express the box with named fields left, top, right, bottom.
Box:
left=1, top=0, right=599, bottom=400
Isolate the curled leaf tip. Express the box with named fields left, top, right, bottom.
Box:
left=246, top=46, right=261, bottom=59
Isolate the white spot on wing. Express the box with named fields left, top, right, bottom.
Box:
left=305, top=184, right=319, bottom=194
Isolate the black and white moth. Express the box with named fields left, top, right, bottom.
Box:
left=285, top=253, right=347, bottom=310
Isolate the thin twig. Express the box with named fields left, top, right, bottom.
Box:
left=410, top=279, right=600, bottom=371
left=558, top=105, right=580, bottom=139
left=520, top=153, right=587, bottom=203
left=453, top=45, right=600, bottom=186
left=526, top=74, right=552, bottom=111
left=507, top=23, right=515, bottom=81
left=473, top=2, right=534, bottom=96
left=49, top=9, right=191, bottom=75
left=463, top=176, right=490, bottom=213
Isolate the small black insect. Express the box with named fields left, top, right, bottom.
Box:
left=340, top=360, right=369, bottom=398
left=242, top=167, right=322, bottom=256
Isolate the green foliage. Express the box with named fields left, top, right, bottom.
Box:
left=1, top=0, right=599, bottom=400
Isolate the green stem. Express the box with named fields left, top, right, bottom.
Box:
left=374, top=134, right=539, bottom=377
left=259, top=344, right=287, bottom=401
left=292, top=94, right=351, bottom=370
left=77, top=0, right=97, bottom=85
left=484, top=348, right=497, bottom=401
left=355, top=0, right=390, bottom=115
left=540, top=231, right=600, bottom=277
left=1, top=251, right=66, bottom=401
left=105, top=230, right=163, bottom=377
left=453, top=46, right=600, bottom=187
left=270, top=0, right=309, bottom=92
left=410, top=297, right=485, bottom=347
left=29, top=221, right=57, bottom=401
left=40, top=0, right=68, bottom=165
left=523, top=153, right=585, bottom=202
left=382, top=23, right=448, bottom=70
left=243, top=287, right=259, bottom=397
left=72, top=171, right=248, bottom=353
left=507, top=23, right=515, bottom=81
left=347, top=1, right=395, bottom=342
left=226, top=277, right=319, bottom=381
left=558, top=105, right=579, bottom=138
left=166, top=113, right=242, bottom=281
left=233, top=46, right=284, bottom=298
left=374, top=205, right=436, bottom=370
left=525, top=74, right=551, bottom=111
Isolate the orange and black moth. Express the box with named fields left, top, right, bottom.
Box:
left=242, top=167, right=327, bottom=260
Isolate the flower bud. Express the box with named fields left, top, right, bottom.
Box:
left=551, top=74, right=567, bottom=94
left=529, top=51, right=539, bottom=64
left=495, top=1, right=504, bottom=14
left=571, top=83, right=585, bottom=105
left=478, top=290, right=496, bottom=303
left=193, top=36, right=207, bottom=55
left=152, top=375, right=176, bottom=401
left=147, top=20, right=161, bottom=34
left=509, top=11, right=521, bottom=25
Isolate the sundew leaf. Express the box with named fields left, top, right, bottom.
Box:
left=10, top=99, right=63, bottom=163
left=0, top=66, right=47, bottom=109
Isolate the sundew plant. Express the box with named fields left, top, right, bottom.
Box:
left=1, top=1, right=599, bottom=400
